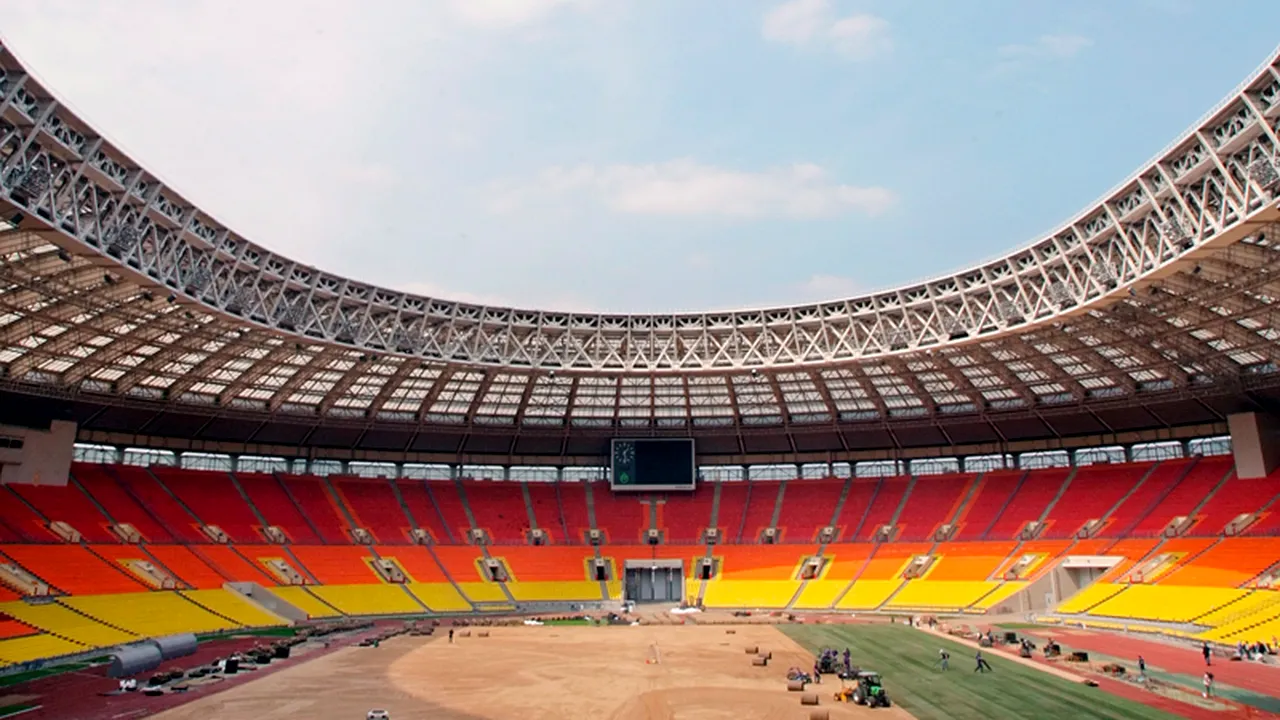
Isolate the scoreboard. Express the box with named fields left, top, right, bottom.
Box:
left=609, top=439, right=696, bottom=492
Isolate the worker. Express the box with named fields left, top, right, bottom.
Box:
left=1202, top=671, right=1214, bottom=698
left=448, top=628, right=454, bottom=644
left=974, top=650, right=992, bottom=673
left=1202, top=642, right=1212, bottom=666
left=1137, top=655, right=1146, bottom=681
left=813, top=661, right=822, bottom=683
left=935, top=648, right=950, bottom=671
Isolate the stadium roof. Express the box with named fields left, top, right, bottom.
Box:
left=3, top=42, right=1280, bottom=463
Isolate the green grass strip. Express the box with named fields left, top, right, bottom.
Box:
left=780, top=624, right=1178, bottom=720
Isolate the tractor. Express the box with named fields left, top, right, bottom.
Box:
left=835, top=671, right=889, bottom=708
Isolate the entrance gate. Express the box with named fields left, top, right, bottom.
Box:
left=623, top=559, right=684, bottom=604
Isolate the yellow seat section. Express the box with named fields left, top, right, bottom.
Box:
left=267, top=586, right=342, bottom=618
left=971, top=581, right=1027, bottom=611
left=1194, top=590, right=1280, bottom=628
left=1088, top=585, right=1248, bottom=624
left=1056, top=583, right=1126, bottom=614
left=456, top=582, right=507, bottom=603
left=61, top=592, right=238, bottom=636
left=407, top=583, right=472, bottom=612
left=605, top=580, right=623, bottom=600
left=0, top=634, right=85, bottom=664
left=835, top=580, right=902, bottom=610
left=792, top=580, right=849, bottom=609
left=885, top=581, right=1001, bottom=611
left=181, top=590, right=288, bottom=628
left=507, top=581, right=602, bottom=602
left=309, top=585, right=422, bottom=616
left=0, top=601, right=138, bottom=648
left=701, top=580, right=800, bottom=608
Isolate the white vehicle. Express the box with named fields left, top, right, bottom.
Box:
left=367, top=711, right=390, bottom=720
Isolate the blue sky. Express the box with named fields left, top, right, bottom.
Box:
left=3, top=0, right=1279, bottom=312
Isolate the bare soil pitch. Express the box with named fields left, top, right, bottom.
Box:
left=148, top=624, right=913, bottom=720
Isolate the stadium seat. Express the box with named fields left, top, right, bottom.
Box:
left=181, top=589, right=288, bottom=627
left=525, top=482, right=569, bottom=544
left=332, top=476, right=414, bottom=544
left=1086, top=585, right=1248, bottom=624
left=110, top=466, right=207, bottom=543
left=394, top=479, right=456, bottom=544
left=507, top=581, right=603, bottom=602
left=61, top=592, right=241, bottom=636
left=73, top=464, right=174, bottom=542
left=656, top=483, right=715, bottom=543
left=235, top=473, right=322, bottom=544
left=715, top=546, right=812, bottom=580
left=151, top=467, right=262, bottom=543
left=0, top=486, right=58, bottom=542
left=277, top=475, right=351, bottom=543
left=737, top=481, right=782, bottom=544
left=893, top=474, right=971, bottom=542
left=144, top=545, right=230, bottom=589
left=0, top=600, right=137, bottom=648
left=308, top=584, right=424, bottom=615
left=8, top=481, right=117, bottom=543
left=266, top=586, right=343, bottom=619
left=852, top=477, right=910, bottom=542
left=589, top=483, right=649, bottom=544
left=282, top=546, right=379, bottom=585
left=0, top=635, right=86, bottom=664
left=953, top=470, right=1025, bottom=540
left=885, top=581, right=1003, bottom=612
left=985, top=467, right=1071, bottom=540
left=1041, top=464, right=1146, bottom=539
left=188, top=545, right=279, bottom=585
left=772, top=478, right=844, bottom=543
left=427, top=481, right=474, bottom=543
left=407, top=583, right=472, bottom=612
left=836, top=580, right=903, bottom=610
left=497, top=547, right=595, bottom=582
left=462, top=480, right=531, bottom=544
left=702, top=580, right=801, bottom=608
left=0, top=545, right=147, bottom=595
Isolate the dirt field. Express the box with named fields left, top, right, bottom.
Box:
left=148, top=625, right=913, bottom=720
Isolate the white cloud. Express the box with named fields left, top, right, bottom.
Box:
left=998, top=34, right=1092, bottom=62
left=797, top=273, right=863, bottom=301
left=448, top=0, right=595, bottom=29
left=492, top=160, right=896, bottom=219
left=762, top=0, right=890, bottom=59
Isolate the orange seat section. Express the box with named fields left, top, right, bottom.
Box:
left=279, top=546, right=378, bottom=585
left=189, top=545, right=278, bottom=585
left=820, top=544, right=875, bottom=580
left=0, top=545, right=146, bottom=595
left=928, top=542, right=1017, bottom=581
left=145, top=545, right=229, bottom=589
left=497, top=547, right=594, bottom=582
left=0, top=486, right=57, bottom=542
left=1160, top=538, right=1280, bottom=588
left=715, top=546, right=813, bottom=580
left=376, top=547, right=448, bottom=583
left=715, top=482, right=750, bottom=542
left=858, top=543, right=932, bottom=580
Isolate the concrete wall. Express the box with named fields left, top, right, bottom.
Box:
left=1228, top=412, right=1280, bottom=479
left=0, top=420, right=76, bottom=487
left=226, top=582, right=305, bottom=623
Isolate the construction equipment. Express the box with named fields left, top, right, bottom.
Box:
left=816, top=647, right=843, bottom=675
left=845, top=671, right=890, bottom=708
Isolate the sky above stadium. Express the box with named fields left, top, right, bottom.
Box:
left=2, top=1, right=1278, bottom=313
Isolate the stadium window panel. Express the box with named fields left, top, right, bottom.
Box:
left=523, top=375, right=572, bottom=424
left=349, top=461, right=397, bottom=478
left=1190, top=436, right=1232, bottom=456
left=1076, top=447, right=1125, bottom=465
left=617, top=377, right=651, bottom=421
left=460, top=465, right=502, bottom=480
left=856, top=460, right=901, bottom=478
left=123, top=448, right=176, bottom=467
left=1130, top=441, right=1184, bottom=462
left=181, top=453, right=233, bottom=471
left=73, top=443, right=118, bottom=464
left=334, top=367, right=395, bottom=410
left=310, top=460, right=342, bottom=477
left=570, top=377, right=617, bottom=421
left=382, top=367, right=442, bottom=414
left=912, top=457, right=960, bottom=475
left=510, top=466, right=557, bottom=482
left=748, top=464, right=795, bottom=481
left=731, top=374, right=780, bottom=420
left=474, top=373, right=527, bottom=420
left=776, top=372, right=827, bottom=416
left=238, top=456, right=289, bottom=473
left=563, top=467, right=605, bottom=482
left=800, top=463, right=833, bottom=479
left=654, top=377, right=687, bottom=423
left=401, top=463, right=451, bottom=480
left=1020, top=450, right=1069, bottom=469
left=687, top=376, right=733, bottom=424
left=820, top=369, right=877, bottom=415
left=966, top=454, right=1014, bottom=472
left=700, top=466, right=740, bottom=482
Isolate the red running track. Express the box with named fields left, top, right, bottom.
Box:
left=1024, top=628, right=1280, bottom=699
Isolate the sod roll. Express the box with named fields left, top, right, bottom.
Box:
left=800, top=693, right=819, bottom=706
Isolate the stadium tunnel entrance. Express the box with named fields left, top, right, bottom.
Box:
left=623, top=559, right=684, bottom=604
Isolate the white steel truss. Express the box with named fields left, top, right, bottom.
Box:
left=2, top=43, right=1280, bottom=428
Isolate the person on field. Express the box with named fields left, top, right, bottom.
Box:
left=1137, top=655, right=1146, bottom=681
left=1202, top=642, right=1212, bottom=666
left=935, top=648, right=950, bottom=671
left=1203, top=672, right=1214, bottom=698
left=974, top=650, right=992, bottom=673
left=448, top=628, right=454, bottom=644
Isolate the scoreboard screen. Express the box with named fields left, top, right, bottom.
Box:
left=610, top=439, right=696, bottom=491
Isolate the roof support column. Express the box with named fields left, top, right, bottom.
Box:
left=1227, top=412, right=1280, bottom=479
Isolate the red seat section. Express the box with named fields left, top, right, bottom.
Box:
left=985, top=468, right=1070, bottom=540
left=739, top=482, right=781, bottom=543
left=278, top=475, right=350, bottom=544
left=831, top=479, right=879, bottom=542
left=854, top=477, right=909, bottom=542
left=895, top=474, right=970, bottom=542
left=773, top=479, right=843, bottom=543
left=558, top=483, right=591, bottom=544
left=657, top=484, right=714, bottom=544
left=394, top=480, right=454, bottom=544
left=463, top=481, right=530, bottom=544
left=715, top=482, right=749, bottom=542
left=9, top=482, right=116, bottom=543
left=1196, top=474, right=1280, bottom=535
left=144, top=545, right=229, bottom=589
left=236, top=473, right=320, bottom=544
left=1041, top=464, right=1146, bottom=539
left=428, top=482, right=473, bottom=543
left=151, top=467, right=261, bottom=543
left=0, top=615, right=37, bottom=639
left=0, top=486, right=56, bottom=542
left=1099, top=460, right=1192, bottom=537
left=526, top=483, right=568, bottom=543
left=0, top=545, right=146, bottom=595
left=332, top=477, right=413, bottom=544
left=953, top=470, right=1023, bottom=540
left=1129, top=457, right=1233, bottom=536
left=288, top=546, right=378, bottom=585
left=111, top=466, right=206, bottom=543
left=590, top=483, right=648, bottom=544
left=73, top=464, right=173, bottom=543
left=189, top=545, right=278, bottom=585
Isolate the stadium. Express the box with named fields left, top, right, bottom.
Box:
left=1, top=11, right=1280, bottom=720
